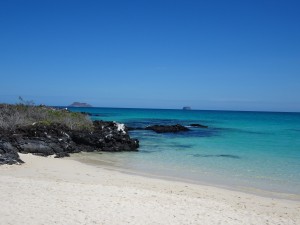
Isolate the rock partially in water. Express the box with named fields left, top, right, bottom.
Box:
left=72, top=121, right=139, bottom=152
left=54, top=152, right=70, bottom=158
left=190, top=123, right=208, bottom=128
left=145, top=124, right=190, bottom=133
left=80, top=112, right=105, bottom=117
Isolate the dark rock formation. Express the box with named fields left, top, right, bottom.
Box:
left=69, top=102, right=92, bottom=107
left=145, top=124, right=190, bottom=133
left=79, top=112, right=110, bottom=117
left=192, top=154, right=240, bottom=159
left=190, top=123, right=208, bottom=128
left=182, top=106, right=191, bottom=110
left=54, top=152, right=70, bottom=158
left=0, top=138, right=24, bottom=165
left=71, top=121, right=139, bottom=152
left=0, top=120, right=139, bottom=165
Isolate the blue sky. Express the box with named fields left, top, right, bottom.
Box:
left=0, top=0, right=299, bottom=111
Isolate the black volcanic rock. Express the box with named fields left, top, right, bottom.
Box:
left=54, top=152, right=70, bottom=158
left=0, top=138, right=24, bottom=165
left=69, top=121, right=139, bottom=152
left=190, top=123, right=208, bottom=128
left=0, top=150, right=24, bottom=165
left=145, top=124, right=190, bottom=133
left=0, top=120, right=139, bottom=165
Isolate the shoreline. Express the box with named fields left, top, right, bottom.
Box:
left=69, top=152, right=300, bottom=201
left=1, top=154, right=300, bottom=225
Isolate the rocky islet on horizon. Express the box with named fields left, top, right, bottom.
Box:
left=69, top=102, right=92, bottom=107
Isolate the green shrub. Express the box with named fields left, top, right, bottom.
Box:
left=0, top=104, right=93, bottom=131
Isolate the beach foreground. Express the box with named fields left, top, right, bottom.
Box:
left=0, top=154, right=299, bottom=225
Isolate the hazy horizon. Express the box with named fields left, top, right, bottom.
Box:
left=2, top=96, right=299, bottom=113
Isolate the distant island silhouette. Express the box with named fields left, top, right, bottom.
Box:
left=69, top=102, right=92, bottom=107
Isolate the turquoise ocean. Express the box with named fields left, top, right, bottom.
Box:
left=68, top=107, right=300, bottom=197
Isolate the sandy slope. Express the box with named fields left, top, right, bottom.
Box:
left=0, top=154, right=299, bottom=225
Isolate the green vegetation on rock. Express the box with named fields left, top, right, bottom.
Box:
left=0, top=104, right=93, bottom=131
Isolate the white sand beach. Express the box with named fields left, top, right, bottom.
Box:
left=0, top=153, right=299, bottom=225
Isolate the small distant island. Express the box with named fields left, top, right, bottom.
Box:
left=69, top=102, right=92, bottom=107
left=182, top=106, right=191, bottom=110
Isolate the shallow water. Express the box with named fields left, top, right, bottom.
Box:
left=68, top=107, right=300, bottom=195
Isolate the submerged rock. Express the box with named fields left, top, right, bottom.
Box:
left=145, top=124, right=190, bottom=133
left=192, top=154, right=240, bottom=159
left=190, top=123, right=208, bottom=128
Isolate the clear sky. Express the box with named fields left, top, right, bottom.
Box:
left=0, top=0, right=299, bottom=112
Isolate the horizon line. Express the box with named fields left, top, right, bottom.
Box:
left=57, top=105, right=300, bottom=114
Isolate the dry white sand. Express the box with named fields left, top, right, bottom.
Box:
left=0, top=153, right=299, bottom=225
